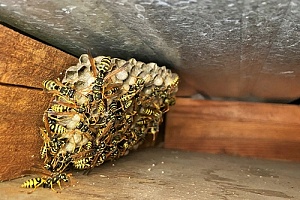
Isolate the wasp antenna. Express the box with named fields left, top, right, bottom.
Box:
left=88, top=50, right=97, bottom=77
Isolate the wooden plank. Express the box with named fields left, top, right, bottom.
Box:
left=0, top=24, right=78, bottom=88
left=0, top=25, right=77, bottom=181
left=0, top=85, right=48, bottom=181
left=165, top=98, right=300, bottom=161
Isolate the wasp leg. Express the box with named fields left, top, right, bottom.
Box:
left=27, top=181, right=45, bottom=194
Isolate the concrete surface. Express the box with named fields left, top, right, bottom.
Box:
left=0, top=147, right=299, bottom=200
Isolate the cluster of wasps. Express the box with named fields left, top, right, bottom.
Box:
left=22, top=53, right=179, bottom=193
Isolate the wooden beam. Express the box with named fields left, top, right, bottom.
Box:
left=0, top=24, right=77, bottom=181
left=0, top=24, right=78, bottom=88
left=0, top=86, right=47, bottom=181
left=165, top=98, right=300, bottom=161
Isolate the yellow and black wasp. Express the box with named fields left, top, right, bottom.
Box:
left=139, top=107, right=161, bottom=118
left=88, top=52, right=113, bottom=102
left=43, top=79, right=76, bottom=101
left=21, top=167, right=72, bottom=193
left=118, top=78, right=145, bottom=110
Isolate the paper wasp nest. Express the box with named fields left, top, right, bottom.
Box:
left=39, top=54, right=178, bottom=178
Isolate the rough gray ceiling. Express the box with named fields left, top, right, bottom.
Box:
left=0, top=0, right=300, bottom=102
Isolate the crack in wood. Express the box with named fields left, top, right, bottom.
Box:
left=0, top=82, right=42, bottom=91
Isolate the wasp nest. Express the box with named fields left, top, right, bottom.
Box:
left=22, top=54, right=178, bottom=191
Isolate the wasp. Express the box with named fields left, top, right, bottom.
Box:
left=76, top=121, right=90, bottom=133
left=43, top=163, right=53, bottom=171
left=94, top=153, right=106, bottom=167
left=126, top=130, right=139, bottom=147
left=43, top=113, right=68, bottom=135
left=118, top=78, right=145, bottom=109
left=96, top=99, right=106, bottom=116
left=50, top=152, right=72, bottom=172
left=49, top=102, right=88, bottom=114
left=50, top=104, right=72, bottom=113
left=86, top=93, right=95, bottom=103
left=160, top=96, right=176, bottom=113
left=96, top=56, right=112, bottom=73
left=83, top=139, right=108, bottom=175
left=75, top=120, right=95, bottom=140
left=150, top=86, right=165, bottom=98
left=48, top=113, right=84, bottom=131
left=21, top=167, right=72, bottom=193
left=49, top=97, right=87, bottom=114
left=125, top=113, right=135, bottom=124
left=39, top=128, right=51, bottom=160
left=165, top=75, right=179, bottom=94
left=21, top=177, right=46, bottom=191
left=85, top=141, right=93, bottom=150
left=132, top=77, right=145, bottom=90
left=43, top=172, right=71, bottom=192
left=96, top=120, right=113, bottom=142
left=43, top=79, right=59, bottom=91
left=73, top=156, right=93, bottom=170
left=43, top=80, right=88, bottom=106
left=116, top=123, right=131, bottom=135
left=139, top=107, right=161, bottom=118
left=103, top=83, right=122, bottom=98
left=70, top=140, right=106, bottom=174
left=88, top=53, right=113, bottom=101
left=118, top=90, right=133, bottom=104
left=39, top=128, right=67, bottom=164
left=100, top=61, right=130, bottom=97
left=164, top=96, right=176, bottom=106
left=136, top=117, right=150, bottom=126
left=43, top=80, right=76, bottom=101
left=169, top=75, right=179, bottom=88
left=49, top=123, right=67, bottom=135
left=117, top=138, right=130, bottom=157
left=122, top=99, right=133, bottom=110
left=148, top=126, right=159, bottom=143
left=40, top=144, right=48, bottom=161
left=107, top=100, right=122, bottom=115
left=86, top=150, right=106, bottom=174
left=91, top=79, right=103, bottom=101
left=48, top=135, right=67, bottom=156
left=105, top=144, right=120, bottom=161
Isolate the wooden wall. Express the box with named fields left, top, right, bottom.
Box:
left=165, top=98, right=300, bottom=161
left=0, top=24, right=77, bottom=181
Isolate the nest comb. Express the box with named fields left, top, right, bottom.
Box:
left=41, top=54, right=179, bottom=173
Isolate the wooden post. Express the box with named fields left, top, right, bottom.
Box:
left=165, top=98, right=300, bottom=161
left=0, top=24, right=77, bottom=181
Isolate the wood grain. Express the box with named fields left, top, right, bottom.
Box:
left=0, top=25, right=77, bottom=181
left=0, top=24, right=78, bottom=88
left=0, top=85, right=50, bottom=181
left=165, top=98, right=300, bottom=161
